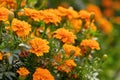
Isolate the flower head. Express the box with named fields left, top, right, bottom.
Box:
left=54, top=28, right=76, bottom=44
left=39, top=9, right=61, bottom=26
left=0, top=0, right=16, bottom=9
left=24, top=8, right=40, bottom=21
left=24, top=8, right=61, bottom=25
left=84, top=21, right=97, bottom=31
left=33, top=68, right=54, bottom=80
left=16, top=67, right=30, bottom=77
left=65, top=59, right=77, bottom=67
left=78, top=10, right=91, bottom=22
left=63, top=44, right=81, bottom=56
left=57, top=59, right=76, bottom=73
left=0, top=7, right=10, bottom=21
left=86, top=4, right=102, bottom=19
left=0, top=52, right=3, bottom=60
left=97, top=18, right=112, bottom=34
left=57, top=6, right=78, bottom=19
left=12, top=18, right=31, bottom=37
left=70, top=19, right=82, bottom=32
left=29, top=38, right=49, bottom=56
left=80, top=39, right=100, bottom=50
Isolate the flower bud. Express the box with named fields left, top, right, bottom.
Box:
left=103, top=54, right=108, bottom=60
left=8, top=11, right=14, bottom=23
left=90, top=12, right=95, bottom=22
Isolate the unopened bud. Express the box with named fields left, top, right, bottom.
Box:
left=103, top=54, right=108, bottom=60
left=90, top=12, right=95, bottom=22
left=8, top=11, right=14, bottom=23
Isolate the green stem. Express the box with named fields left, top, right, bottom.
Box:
left=17, top=0, right=22, bottom=10
left=38, top=0, right=47, bottom=9
left=41, top=23, right=48, bottom=38
left=0, top=21, right=2, bottom=43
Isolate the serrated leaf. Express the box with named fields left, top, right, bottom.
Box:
left=4, top=72, right=16, bottom=80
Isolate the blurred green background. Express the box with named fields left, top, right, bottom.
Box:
left=46, top=0, right=120, bottom=80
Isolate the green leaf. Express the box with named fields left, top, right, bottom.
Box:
left=0, top=73, right=3, bottom=79
left=4, top=72, right=16, bottom=80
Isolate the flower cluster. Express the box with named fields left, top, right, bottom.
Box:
left=0, top=0, right=107, bottom=80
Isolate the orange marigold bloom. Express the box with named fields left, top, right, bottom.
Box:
left=39, top=10, right=61, bottom=26
left=24, top=8, right=61, bottom=26
left=12, top=18, right=31, bottom=37
left=101, top=0, right=113, bottom=8
left=86, top=4, right=102, bottom=19
left=57, top=6, right=78, bottom=19
left=33, top=68, right=54, bottom=80
left=78, top=10, right=91, bottom=22
left=70, top=19, right=82, bottom=32
left=103, top=8, right=114, bottom=18
left=0, top=0, right=16, bottom=9
left=65, top=59, right=77, bottom=67
left=57, top=59, right=76, bottom=73
left=16, top=67, right=30, bottom=76
left=0, top=7, right=10, bottom=21
left=112, top=17, right=120, bottom=25
left=63, top=44, right=81, bottom=56
left=44, top=8, right=61, bottom=17
left=54, top=28, right=76, bottom=44
left=113, top=1, right=120, bottom=11
left=24, top=8, right=40, bottom=21
left=29, top=38, right=49, bottom=56
left=80, top=39, right=100, bottom=50
left=85, top=21, right=97, bottom=31
left=97, top=18, right=112, bottom=34
left=0, top=52, right=3, bottom=60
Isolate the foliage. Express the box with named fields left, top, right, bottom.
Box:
left=0, top=0, right=119, bottom=80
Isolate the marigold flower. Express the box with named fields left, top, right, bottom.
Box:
left=63, top=44, right=81, bottom=56
left=70, top=19, right=82, bottom=32
left=57, top=59, right=76, bottom=73
left=24, top=8, right=40, bottom=21
left=113, top=1, right=120, bottom=10
left=57, top=6, right=78, bottom=19
left=33, top=68, right=54, bottom=80
left=101, top=0, right=113, bottom=8
left=86, top=4, right=102, bottom=19
left=65, top=59, right=77, bottom=67
left=21, top=0, right=26, bottom=7
left=12, top=18, right=31, bottom=37
left=103, top=8, right=114, bottom=18
left=0, top=0, right=16, bottom=9
left=44, top=8, right=61, bottom=16
left=78, top=10, right=91, bottom=22
left=85, top=21, right=97, bottom=31
left=0, top=52, right=3, bottom=60
left=24, top=8, right=61, bottom=26
left=54, top=28, right=76, bottom=44
left=39, top=10, right=62, bottom=26
left=29, top=38, right=49, bottom=56
left=16, top=67, right=30, bottom=76
left=80, top=39, right=100, bottom=50
left=97, top=18, right=112, bottom=34
left=0, top=7, right=10, bottom=21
